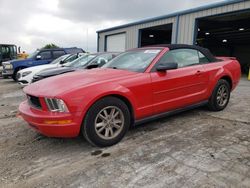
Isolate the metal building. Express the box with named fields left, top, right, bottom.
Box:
left=97, top=0, right=250, bottom=73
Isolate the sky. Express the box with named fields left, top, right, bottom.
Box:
left=0, top=0, right=225, bottom=53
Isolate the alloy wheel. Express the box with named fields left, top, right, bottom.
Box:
left=216, top=85, right=229, bottom=107
left=94, top=106, right=125, bottom=140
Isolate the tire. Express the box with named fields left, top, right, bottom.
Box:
left=12, top=69, right=20, bottom=81
left=208, top=79, right=231, bottom=111
left=3, top=75, right=8, bottom=79
left=82, top=97, right=131, bottom=147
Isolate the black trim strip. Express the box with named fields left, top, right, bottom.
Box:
left=134, top=100, right=208, bottom=125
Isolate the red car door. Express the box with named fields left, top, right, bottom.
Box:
left=150, top=48, right=209, bottom=114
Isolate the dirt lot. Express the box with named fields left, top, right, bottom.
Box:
left=0, top=77, right=250, bottom=188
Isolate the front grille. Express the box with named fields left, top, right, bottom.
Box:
left=27, top=95, right=42, bottom=109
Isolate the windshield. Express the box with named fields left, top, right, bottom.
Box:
left=103, top=49, right=161, bottom=72
left=64, top=54, right=96, bottom=68
left=50, top=54, right=70, bottom=64
left=27, top=50, right=39, bottom=59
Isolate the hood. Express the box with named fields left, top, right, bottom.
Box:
left=36, top=66, right=77, bottom=77
left=24, top=68, right=137, bottom=97
left=9, top=58, right=33, bottom=65
left=18, top=64, right=57, bottom=73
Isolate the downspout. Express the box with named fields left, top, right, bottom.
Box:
left=175, top=15, right=180, bottom=44
left=97, top=33, right=100, bottom=52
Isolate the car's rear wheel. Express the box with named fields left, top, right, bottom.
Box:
left=82, top=97, right=131, bottom=147
left=208, top=79, right=231, bottom=111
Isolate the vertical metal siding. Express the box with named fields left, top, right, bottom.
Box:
left=98, top=1, right=250, bottom=52
left=177, top=1, right=250, bottom=44
left=98, top=17, right=176, bottom=52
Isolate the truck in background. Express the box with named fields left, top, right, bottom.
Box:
left=2, top=47, right=84, bottom=80
left=0, top=44, right=17, bottom=66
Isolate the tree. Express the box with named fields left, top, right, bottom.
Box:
left=42, top=43, right=60, bottom=49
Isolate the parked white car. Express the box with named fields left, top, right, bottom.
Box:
left=17, top=53, right=84, bottom=86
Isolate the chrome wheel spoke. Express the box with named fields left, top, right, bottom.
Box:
left=113, top=111, right=119, bottom=119
left=110, top=108, right=116, bottom=118
left=105, top=128, right=110, bottom=137
left=99, top=114, right=107, bottom=121
left=97, top=126, right=106, bottom=133
left=113, top=123, right=121, bottom=129
left=114, top=119, right=122, bottom=124
left=96, top=122, right=105, bottom=128
left=109, top=127, right=114, bottom=137
left=103, top=109, right=109, bottom=119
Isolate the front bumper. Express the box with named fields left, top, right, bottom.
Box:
left=18, top=80, right=29, bottom=86
left=19, top=101, right=81, bottom=137
left=2, top=69, right=14, bottom=76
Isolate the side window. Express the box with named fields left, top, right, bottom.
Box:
left=158, top=49, right=200, bottom=68
left=64, top=54, right=78, bottom=63
left=53, top=51, right=65, bottom=59
left=39, top=51, right=52, bottom=60
left=198, top=51, right=209, bottom=63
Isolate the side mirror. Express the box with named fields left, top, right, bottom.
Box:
left=156, top=62, right=178, bottom=72
left=59, top=60, right=64, bottom=64
left=36, top=55, right=42, bottom=60
left=99, top=59, right=107, bottom=67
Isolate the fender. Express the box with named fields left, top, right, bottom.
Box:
left=76, top=83, right=138, bottom=123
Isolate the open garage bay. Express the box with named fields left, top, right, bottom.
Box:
left=0, top=78, right=250, bottom=187
left=196, top=10, right=250, bottom=74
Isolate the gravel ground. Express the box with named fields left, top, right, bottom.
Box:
left=0, top=77, right=250, bottom=188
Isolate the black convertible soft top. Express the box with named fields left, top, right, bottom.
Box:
left=146, top=44, right=218, bottom=62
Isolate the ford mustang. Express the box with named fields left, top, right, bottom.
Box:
left=19, top=44, right=241, bottom=147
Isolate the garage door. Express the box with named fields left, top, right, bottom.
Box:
left=106, top=33, right=126, bottom=52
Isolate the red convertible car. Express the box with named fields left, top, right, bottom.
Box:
left=19, top=44, right=241, bottom=147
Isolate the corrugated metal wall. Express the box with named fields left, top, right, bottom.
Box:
left=177, top=1, right=250, bottom=44
left=98, top=17, right=176, bottom=52
left=98, top=1, right=250, bottom=52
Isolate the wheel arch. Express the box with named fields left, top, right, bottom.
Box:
left=207, top=72, right=233, bottom=99
left=219, top=75, right=232, bottom=90
left=79, top=91, right=136, bottom=134
left=90, top=93, right=135, bottom=126
left=108, top=94, right=135, bottom=126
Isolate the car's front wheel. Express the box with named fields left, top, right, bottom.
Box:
left=82, top=97, right=131, bottom=147
left=208, top=79, right=231, bottom=111
left=12, top=68, right=22, bottom=81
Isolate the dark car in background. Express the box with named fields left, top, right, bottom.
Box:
left=2, top=47, right=84, bottom=80
left=31, top=52, right=118, bottom=83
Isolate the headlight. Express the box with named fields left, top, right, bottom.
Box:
left=22, top=71, right=32, bottom=77
left=45, top=98, right=69, bottom=112
left=4, top=64, right=13, bottom=69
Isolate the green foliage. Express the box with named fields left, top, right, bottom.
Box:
left=42, top=43, right=60, bottom=49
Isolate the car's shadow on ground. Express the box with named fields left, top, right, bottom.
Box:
left=129, top=106, right=208, bottom=132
